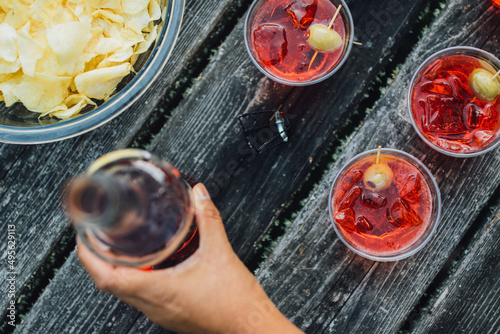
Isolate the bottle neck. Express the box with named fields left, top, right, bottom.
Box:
left=66, top=172, right=145, bottom=230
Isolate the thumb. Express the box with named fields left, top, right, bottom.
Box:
left=192, top=183, right=229, bottom=247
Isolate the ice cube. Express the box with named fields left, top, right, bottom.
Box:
left=387, top=198, right=422, bottom=228
left=360, top=192, right=387, bottom=209
left=334, top=208, right=356, bottom=233
left=355, top=216, right=373, bottom=232
left=253, top=24, right=288, bottom=66
left=338, top=186, right=362, bottom=211
left=285, top=0, right=318, bottom=29
left=420, top=79, right=452, bottom=96
left=473, top=130, right=494, bottom=147
left=442, top=71, right=468, bottom=83
left=423, top=60, right=443, bottom=80
left=463, top=103, right=484, bottom=129
left=338, top=169, right=363, bottom=198
left=422, top=95, right=468, bottom=135
left=399, top=173, right=421, bottom=204
left=463, top=103, right=494, bottom=129
left=435, top=138, right=472, bottom=152
left=447, top=73, right=469, bottom=98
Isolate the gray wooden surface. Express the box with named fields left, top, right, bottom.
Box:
left=2, top=0, right=500, bottom=333
left=411, top=202, right=500, bottom=334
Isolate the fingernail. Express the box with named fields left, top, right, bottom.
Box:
left=194, top=183, right=210, bottom=204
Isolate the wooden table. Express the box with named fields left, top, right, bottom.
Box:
left=1, top=0, right=500, bottom=333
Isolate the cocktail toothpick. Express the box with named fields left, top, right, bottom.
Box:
left=376, top=145, right=381, bottom=167
left=308, top=4, right=343, bottom=70
left=492, top=69, right=500, bottom=80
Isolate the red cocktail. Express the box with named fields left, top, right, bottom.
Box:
left=245, top=0, right=353, bottom=85
left=409, top=47, right=500, bottom=157
left=329, top=149, right=441, bottom=261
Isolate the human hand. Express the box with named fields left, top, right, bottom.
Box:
left=77, top=183, right=303, bottom=334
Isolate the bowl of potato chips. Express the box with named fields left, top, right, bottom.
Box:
left=0, top=0, right=183, bottom=144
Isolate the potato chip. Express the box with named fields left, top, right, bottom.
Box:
left=149, top=0, right=162, bottom=21
left=46, top=21, right=93, bottom=74
left=83, top=0, right=122, bottom=12
left=18, top=21, right=45, bottom=76
left=0, top=0, right=162, bottom=119
left=135, top=25, right=158, bottom=55
left=124, top=8, right=152, bottom=34
left=41, top=94, right=96, bottom=119
left=98, top=46, right=134, bottom=68
left=0, top=22, right=18, bottom=63
left=75, top=63, right=131, bottom=100
left=88, top=36, right=123, bottom=56
left=93, top=9, right=124, bottom=25
left=0, top=72, right=72, bottom=112
left=0, top=59, right=21, bottom=74
left=122, top=0, right=150, bottom=15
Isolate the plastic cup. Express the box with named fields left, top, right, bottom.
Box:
left=244, top=0, right=354, bottom=86
left=328, top=148, right=441, bottom=261
left=407, top=46, right=500, bottom=157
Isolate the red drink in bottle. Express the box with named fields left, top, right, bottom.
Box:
left=329, top=149, right=441, bottom=261
left=66, top=149, right=198, bottom=269
left=409, top=47, right=500, bottom=156
left=245, top=0, right=353, bottom=85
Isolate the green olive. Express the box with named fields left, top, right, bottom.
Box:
left=468, top=68, right=500, bottom=102
left=307, top=24, right=342, bottom=53
left=363, top=163, right=393, bottom=192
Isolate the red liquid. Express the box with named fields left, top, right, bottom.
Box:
left=411, top=55, right=500, bottom=153
left=150, top=227, right=199, bottom=270
left=491, top=0, right=500, bottom=8
left=78, top=157, right=198, bottom=269
left=249, top=0, right=346, bottom=82
left=332, top=154, right=432, bottom=255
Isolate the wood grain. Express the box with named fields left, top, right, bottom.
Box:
left=409, top=203, right=500, bottom=334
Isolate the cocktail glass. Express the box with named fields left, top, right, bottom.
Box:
left=328, top=148, right=441, bottom=261
left=244, top=0, right=354, bottom=86
left=408, top=46, right=500, bottom=157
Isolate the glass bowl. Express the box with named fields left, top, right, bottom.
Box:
left=0, top=0, right=184, bottom=144
left=328, top=148, right=441, bottom=261
left=407, top=46, right=500, bottom=157
left=244, top=0, right=354, bottom=86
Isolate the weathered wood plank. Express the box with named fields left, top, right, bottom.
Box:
left=410, top=203, right=500, bottom=334
left=0, top=146, right=25, bottom=181
left=0, top=0, right=249, bottom=316
left=13, top=0, right=435, bottom=332
left=255, top=1, right=500, bottom=333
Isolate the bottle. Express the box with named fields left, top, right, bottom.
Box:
left=65, top=149, right=198, bottom=269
